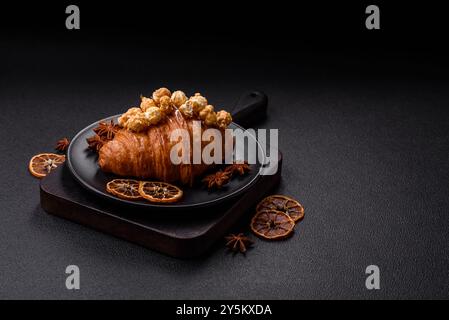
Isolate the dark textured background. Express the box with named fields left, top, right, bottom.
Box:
left=1, top=2, right=449, bottom=299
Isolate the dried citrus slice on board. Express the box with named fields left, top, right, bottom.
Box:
left=250, top=210, right=295, bottom=240
left=138, top=181, right=183, bottom=203
left=106, top=179, right=142, bottom=200
left=256, top=195, right=304, bottom=222
left=28, top=153, right=66, bottom=178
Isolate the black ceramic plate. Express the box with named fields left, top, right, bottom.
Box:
left=66, top=115, right=264, bottom=209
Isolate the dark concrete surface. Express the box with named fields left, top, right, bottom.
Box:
left=1, top=34, right=448, bottom=299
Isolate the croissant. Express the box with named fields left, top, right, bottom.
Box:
left=98, top=110, right=223, bottom=185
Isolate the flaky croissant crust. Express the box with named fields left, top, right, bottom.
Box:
left=98, top=110, right=222, bottom=185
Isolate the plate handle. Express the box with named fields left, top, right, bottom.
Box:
left=231, top=91, right=268, bottom=128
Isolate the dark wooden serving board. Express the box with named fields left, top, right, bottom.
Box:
left=39, top=91, right=281, bottom=258
left=40, top=155, right=282, bottom=258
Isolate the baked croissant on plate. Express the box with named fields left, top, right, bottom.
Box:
left=98, top=110, right=227, bottom=185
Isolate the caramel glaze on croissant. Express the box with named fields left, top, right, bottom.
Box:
left=98, top=110, right=226, bottom=185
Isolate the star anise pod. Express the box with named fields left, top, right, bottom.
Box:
left=55, top=137, right=70, bottom=152
left=86, top=134, right=104, bottom=152
left=93, top=120, right=119, bottom=140
left=225, top=233, right=253, bottom=254
left=225, top=161, right=251, bottom=176
left=202, top=170, right=231, bottom=189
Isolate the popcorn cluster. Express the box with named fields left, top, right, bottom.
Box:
left=118, top=87, right=233, bottom=132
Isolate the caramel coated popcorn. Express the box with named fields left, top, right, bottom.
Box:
left=140, top=96, right=157, bottom=112
left=144, top=106, right=162, bottom=125
left=204, top=111, right=217, bottom=126
left=179, top=101, right=194, bottom=118
left=199, top=105, right=217, bottom=126
left=171, top=90, right=187, bottom=107
left=199, top=105, right=214, bottom=120
left=118, top=107, right=142, bottom=127
left=126, top=112, right=150, bottom=132
left=159, top=96, right=174, bottom=115
left=118, top=87, right=232, bottom=132
left=119, top=106, right=162, bottom=132
left=152, top=87, right=171, bottom=104
left=216, top=110, right=232, bottom=129
left=189, top=93, right=208, bottom=114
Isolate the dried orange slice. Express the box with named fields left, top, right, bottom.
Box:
left=106, top=179, right=141, bottom=200
left=256, top=195, right=304, bottom=222
left=138, top=181, right=183, bottom=203
left=29, top=153, right=66, bottom=178
left=250, top=210, right=295, bottom=240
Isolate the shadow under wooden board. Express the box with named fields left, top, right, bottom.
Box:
left=40, top=154, right=282, bottom=258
